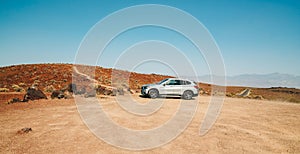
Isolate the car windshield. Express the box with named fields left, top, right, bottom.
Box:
left=157, top=78, right=169, bottom=85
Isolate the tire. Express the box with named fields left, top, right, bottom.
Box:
left=182, top=90, right=193, bottom=100
left=148, top=89, right=159, bottom=99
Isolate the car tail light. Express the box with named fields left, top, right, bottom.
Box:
left=194, top=85, right=199, bottom=90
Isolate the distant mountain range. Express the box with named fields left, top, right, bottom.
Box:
left=190, top=73, right=300, bottom=89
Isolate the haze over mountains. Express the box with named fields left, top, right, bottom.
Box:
left=194, top=73, right=300, bottom=89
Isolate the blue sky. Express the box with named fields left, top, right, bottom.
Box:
left=0, top=0, right=299, bottom=76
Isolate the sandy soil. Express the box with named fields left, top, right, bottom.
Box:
left=0, top=94, right=299, bottom=153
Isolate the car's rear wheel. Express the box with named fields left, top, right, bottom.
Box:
left=148, top=89, right=159, bottom=99
left=182, top=90, right=193, bottom=100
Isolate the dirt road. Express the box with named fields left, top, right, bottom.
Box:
left=0, top=95, right=299, bottom=153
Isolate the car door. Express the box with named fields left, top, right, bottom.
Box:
left=163, top=79, right=177, bottom=95
left=172, top=80, right=184, bottom=95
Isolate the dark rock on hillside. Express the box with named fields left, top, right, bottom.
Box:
left=76, top=87, right=86, bottom=95
left=23, top=87, right=47, bottom=101
left=67, top=83, right=77, bottom=94
left=237, top=89, right=251, bottom=97
left=117, top=88, right=124, bottom=95
left=51, top=90, right=65, bottom=99
left=104, top=89, right=113, bottom=96
left=7, top=98, right=22, bottom=104
left=84, top=90, right=96, bottom=98
left=95, top=86, right=106, bottom=95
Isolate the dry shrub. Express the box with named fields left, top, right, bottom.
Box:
left=19, top=82, right=26, bottom=86
left=12, top=84, right=24, bottom=92
left=0, top=88, right=9, bottom=92
left=287, top=97, right=300, bottom=103
left=44, top=85, right=56, bottom=93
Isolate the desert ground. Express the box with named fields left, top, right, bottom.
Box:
left=0, top=93, right=299, bottom=153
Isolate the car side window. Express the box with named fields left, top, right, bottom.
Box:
left=174, top=80, right=181, bottom=85
left=166, top=80, right=193, bottom=85
left=185, top=81, right=191, bottom=85
left=180, top=80, right=191, bottom=85
left=179, top=80, right=185, bottom=85
left=166, top=80, right=175, bottom=85
left=166, top=80, right=181, bottom=85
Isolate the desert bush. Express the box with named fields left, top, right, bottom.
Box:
left=0, top=88, right=9, bottom=92
left=63, top=74, right=69, bottom=78
left=50, top=79, right=56, bottom=84
left=12, top=84, right=25, bottom=92
left=104, top=79, right=109, bottom=84
left=34, top=76, right=40, bottom=80
left=226, top=93, right=235, bottom=97
left=19, top=82, right=26, bottom=86
left=32, top=80, right=40, bottom=87
left=98, top=77, right=103, bottom=82
left=288, top=97, right=300, bottom=103
left=252, top=95, right=264, bottom=100
left=44, top=85, right=56, bottom=93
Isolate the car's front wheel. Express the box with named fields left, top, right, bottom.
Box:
left=148, top=89, right=159, bottom=99
left=182, top=90, right=193, bottom=100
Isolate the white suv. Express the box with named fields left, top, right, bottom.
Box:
left=141, top=78, right=199, bottom=100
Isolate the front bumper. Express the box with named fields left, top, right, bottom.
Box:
left=141, top=87, right=149, bottom=95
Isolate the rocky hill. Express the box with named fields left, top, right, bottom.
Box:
left=0, top=63, right=299, bottom=103
left=0, top=64, right=171, bottom=92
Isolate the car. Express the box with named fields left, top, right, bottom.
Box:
left=141, top=78, right=199, bottom=100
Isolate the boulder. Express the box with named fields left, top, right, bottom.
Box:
left=23, top=87, right=47, bottom=101
left=103, top=89, right=112, bottom=95
left=17, top=127, right=32, bottom=134
left=7, top=98, right=21, bottom=104
left=117, top=87, right=124, bottom=95
left=76, top=87, right=86, bottom=95
left=84, top=90, right=96, bottom=98
left=51, top=90, right=65, bottom=99
left=111, top=89, right=117, bottom=96
left=67, top=83, right=77, bottom=94
left=95, top=85, right=106, bottom=95
left=237, top=89, right=251, bottom=97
